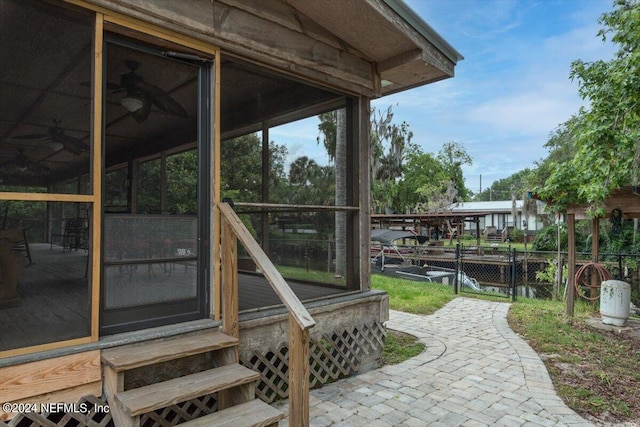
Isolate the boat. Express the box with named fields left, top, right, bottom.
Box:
left=370, top=228, right=483, bottom=291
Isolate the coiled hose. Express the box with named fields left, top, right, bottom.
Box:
left=574, top=262, right=612, bottom=301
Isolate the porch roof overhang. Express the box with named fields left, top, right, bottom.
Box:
left=1, top=0, right=461, bottom=188
left=566, top=186, right=640, bottom=220
left=83, top=0, right=462, bottom=97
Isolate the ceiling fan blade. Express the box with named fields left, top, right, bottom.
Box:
left=13, top=133, right=49, bottom=140
left=135, top=81, right=187, bottom=117
left=151, top=93, right=188, bottom=117
left=62, top=136, right=89, bottom=155
left=81, top=81, right=123, bottom=91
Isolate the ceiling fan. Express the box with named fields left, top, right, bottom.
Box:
left=0, top=148, right=50, bottom=175
left=12, top=119, right=89, bottom=155
left=106, top=60, right=188, bottom=123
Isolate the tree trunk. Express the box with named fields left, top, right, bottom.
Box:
left=335, top=108, right=347, bottom=277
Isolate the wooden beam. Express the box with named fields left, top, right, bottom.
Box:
left=261, top=122, right=270, bottom=254
left=378, top=48, right=422, bottom=72
left=358, top=96, right=371, bottom=291
left=77, top=0, right=375, bottom=95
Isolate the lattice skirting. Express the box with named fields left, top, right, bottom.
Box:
left=0, top=394, right=218, bottom=427
left=241, top=320, right=386, bottom=403
left=1, top=322, right=386, bottom=426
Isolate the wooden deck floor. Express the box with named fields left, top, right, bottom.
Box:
left=238, top=273, right=347, bottom=312
left=0, top=244, right=349, bottom=352
left=0, top=243, right=90, bottom=352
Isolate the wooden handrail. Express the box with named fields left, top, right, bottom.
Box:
left=219, top=202, right=315, bottom=330
left=219, top=202, right=314, bottom=425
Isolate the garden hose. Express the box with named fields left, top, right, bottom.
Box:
left=574, top=262, right=612, bottom=301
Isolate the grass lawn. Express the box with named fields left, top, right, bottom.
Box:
left=371, top=274, right=457, bottom=314
left=508, top=299, right=640, bottom=424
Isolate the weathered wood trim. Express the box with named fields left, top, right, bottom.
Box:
left=567, top=187, right=640, bottom=218
left=0, top=350, right=101, bottom=402
left=0, top=192, right=93, bottom=202
left=65, top=0, right=217, bottom=55
left=358, top=96, right=371, bottom=291
left=90, top=12, right=104, bottom=342
left=219, top=0, right=370, bottom=58
left=103, top=365, right=133, bottom=427
left=288, top=313, right=310, bottom=427
left=221, top=216, right=239, bottom=339
left=365, top=0, right=455, bottom=76
left=377, top=48, right=423, bottom=72
left=213, top=52, right=221, bottom=321
left=346, top=99, right=358, bottom=291
left=71, top=0, right=376, bottom=96
left=0, top=337, right=92, bottom=359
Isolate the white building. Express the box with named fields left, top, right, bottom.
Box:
left=450, top=200, right=547, bottom=236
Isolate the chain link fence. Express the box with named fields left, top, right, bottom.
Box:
left=374, top=242, right=639, bottom=304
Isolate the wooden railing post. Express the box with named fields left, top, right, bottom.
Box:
left=218, top=202, right=315, bottom=425
left=288, top=313, right=310, bottom=427
left=220, top=216, right=239, bottom=339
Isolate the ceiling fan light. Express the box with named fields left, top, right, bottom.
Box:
left=121, top=95, right=144, bottom=112
left=50, top=141, right=64, bottom=151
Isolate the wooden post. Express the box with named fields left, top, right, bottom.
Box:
left=566, top=213, right=576, bottom=317
left=591, top=217, right=600, bottom=300
left=357, top=96, right=371, bottom=292
left=261, top=121, right=270, bottom=254
left=288, top=314, right=310, bottom=427
left=220, top=217, right=239, bottom=339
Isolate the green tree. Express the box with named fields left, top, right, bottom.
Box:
left=369, top=106, right=413, bottom=212
left=221, top=133, right=287, bottom=203
left=529, top=119, right=578, bottom=196
left=475, top=169, right=533, bottom=202
left=394, top=144, right=444, bottom=212
left=436, top=142, right=472, bottom=201
left=540, top=0, right=640, bottom=215
left=166, top=150, right=198, bottom=214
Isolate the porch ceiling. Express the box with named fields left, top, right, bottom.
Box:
left=1, top=0, right=461, bottom=189
left=0, top=1, right=342, bottom=188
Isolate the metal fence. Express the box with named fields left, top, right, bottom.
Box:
left=260, top=234, right=640, bottom=304
left=454, top=245, right=640, bottom=303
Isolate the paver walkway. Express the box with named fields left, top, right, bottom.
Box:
left=276, top=297, right=593, bottom=426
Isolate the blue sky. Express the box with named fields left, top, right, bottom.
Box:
left=272, top=0, right=616, bottom=198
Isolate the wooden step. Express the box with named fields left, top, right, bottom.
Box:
left=102, top=330, right=237, bottom=372
left=115, top=364, right=260, bottom=416
left=180, top=399, right=285, bottom=427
